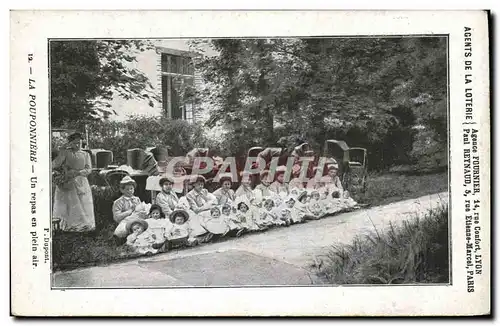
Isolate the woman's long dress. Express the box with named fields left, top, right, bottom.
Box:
left=52, top=149, right=95, bottom=232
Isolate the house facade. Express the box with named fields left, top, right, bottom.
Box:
left=155, top=46, right=204, bottom=123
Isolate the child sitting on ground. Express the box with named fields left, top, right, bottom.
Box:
left=280, top=208, right=293, bottom=226
left=295, top=190, right=311, bottom=220
left=145, top=204, right=172, bottom=241
left=164, top=209, right=198, bottom=248
left=222, top=201, right=249, bottom=237
left=174, top=196, right=208, bottom=240
left=267, top=198, right=288, bottom=226
left=125, top=219, right=164, bottom=255
left=317, top=176, right=332, bottom=200
left=327, top=189, right=359, bottom=213
left=202, top=206, right=230, bottom=240
left=284, top=196, right=303, bottom=224
left=236, top=199, right=260, bottom=232
left=255, top=198, right=275, bottom=228
left=308, top=190, right=324, bottom=219
left=323, top=190, right=345, bottom=215
left=221, top=204, right=238, bottom=231
left=325, top=163, right=345, bottom=197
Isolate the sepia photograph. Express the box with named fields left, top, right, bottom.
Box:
left=49, top=36, right=450, bottom=288
left=10, top=10, right=490, bottom=316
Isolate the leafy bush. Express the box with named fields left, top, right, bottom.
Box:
left=83, top=116, right=211, bottom=164
left=313, top=205, right=449, bottom=284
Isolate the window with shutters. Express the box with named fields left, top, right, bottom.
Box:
left=160, top=51, right=196, bottom=121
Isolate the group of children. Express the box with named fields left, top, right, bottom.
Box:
left=112, top=163, right=359, bottom=256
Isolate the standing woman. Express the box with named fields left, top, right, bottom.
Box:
left=52, top=132, right=95, bottom=232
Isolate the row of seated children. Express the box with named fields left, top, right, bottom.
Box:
left=112, top=163, right=358, bottom=255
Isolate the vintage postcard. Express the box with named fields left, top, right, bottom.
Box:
left=10, top=10, right=490, bottom=316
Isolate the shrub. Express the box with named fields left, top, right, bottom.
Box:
left=59, top=116, right=212, bottom=165
left=313, top=205, right=449, bottom=284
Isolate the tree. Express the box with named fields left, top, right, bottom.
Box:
left=193, top=37, right=448, bottom=170
left=50, top=40, right=161, bottom=127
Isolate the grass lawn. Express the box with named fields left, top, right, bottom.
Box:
left=353, top=171, right=448, bottom=206
left=53, top=171, right=448, bottom=272
left=312, top=205, right=449, bottom=284
left=52, top=223, right=143, bottom=271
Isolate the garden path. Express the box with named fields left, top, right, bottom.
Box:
left=53, top=192, right=448, bottom=288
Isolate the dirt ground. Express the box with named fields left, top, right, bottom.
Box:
left=53, top=192, right=448, bottom=288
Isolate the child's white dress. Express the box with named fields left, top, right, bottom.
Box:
left=271, top=206, right=288, bottom=226
left=166, top=222, right=199, bottom=246
left=289, top=206, right=303, bottom=223
left=201, top=213, right=230, bottom=235
left=145, top=218, right=172, bottom=241
left=308, top=199, right=324, bottom=219
left=126, top=230, right=159, bottom=255
left=295, top=201, right=310, bottom=220
left=222, top=212, right=243, bottom=231
left=166, top=223, right=190, bottom=240
left=175, top=197, right=207, bottom=237
left=323, top=198, right=344, bottom=215
left=255, top=209, right=275, bottom=227
left=243, top=210, right=260, bottom=231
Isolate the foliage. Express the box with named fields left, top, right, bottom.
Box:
left=191, top=37, right=448, bottom=170
left=85, top=116, right=210, bottom=163
left=50, top=40, right=161, bottom=127
left=314, top=205, right=449, bottom=284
